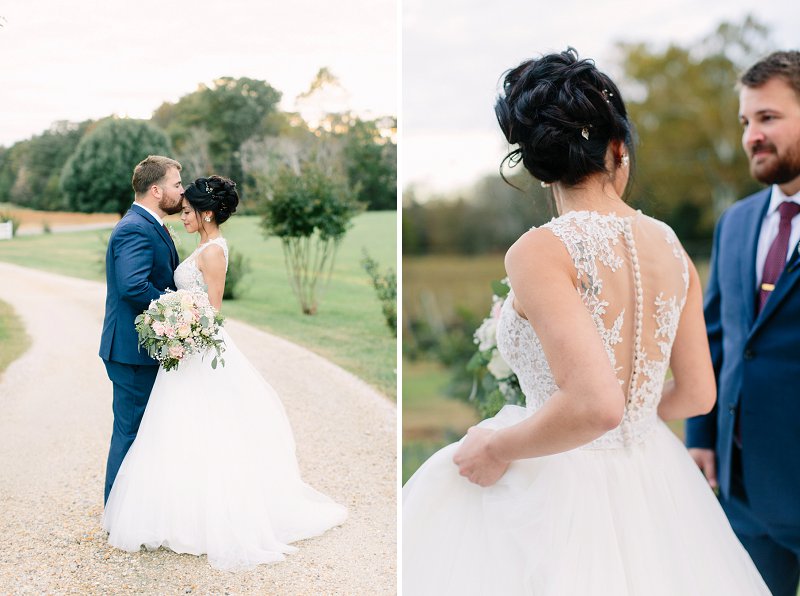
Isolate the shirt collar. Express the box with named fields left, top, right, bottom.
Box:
left=133, top=202, right=164, bottom=226
left=768, top=184, right=800, bottom=215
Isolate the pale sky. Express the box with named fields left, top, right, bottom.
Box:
left=0, top=0, right=397, bottom=147
left=403, top=0, right=800, bottom=198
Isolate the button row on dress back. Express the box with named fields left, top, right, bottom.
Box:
left=624, top=219, right=644, bottom=411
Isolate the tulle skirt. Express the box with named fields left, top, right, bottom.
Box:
left=103, top=329, right=347, bottom=571
left=403, top=405, right=769, bottom=595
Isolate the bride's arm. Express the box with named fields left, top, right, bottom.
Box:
left=196, top=245, right=227, bottom=311
left=454, top=229, right=625, bottom=485
left=657, top=257, right=716, bottom=420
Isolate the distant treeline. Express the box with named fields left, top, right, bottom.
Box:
left=404, top=16, right=773, bottom=258
left=0, top=74, right=396, bottom=213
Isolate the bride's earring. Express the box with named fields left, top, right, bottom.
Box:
left=204, top=216, right=212, bottom=222
left=621, top=154, right=630, bottom=168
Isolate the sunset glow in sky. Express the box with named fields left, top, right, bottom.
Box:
left=0, top=0, right=397, bottom=147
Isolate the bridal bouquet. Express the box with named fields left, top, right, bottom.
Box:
left=135, top=289, right=226, bottom=371
left=466, top=278, right=524, bottom=417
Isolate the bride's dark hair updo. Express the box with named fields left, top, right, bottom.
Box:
left=183, top=175, right=239, bottom=224
left=495, top=47, right=633, bottom=186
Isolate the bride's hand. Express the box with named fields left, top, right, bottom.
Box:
left=452, top=427, right=509, bottom=487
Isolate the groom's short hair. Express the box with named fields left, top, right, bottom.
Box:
left=132, top=155, right=182, bottom=197
left=741, top=50, right=800, bottom=99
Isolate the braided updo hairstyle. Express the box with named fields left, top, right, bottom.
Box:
left=495, top=48, right=633, bottom=186
left=183, top=175, right=239, bottom=224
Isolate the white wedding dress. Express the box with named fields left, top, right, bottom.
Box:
left=103, top=237, right=347, bottom=570
left=403, top=211, right=769, bottom=595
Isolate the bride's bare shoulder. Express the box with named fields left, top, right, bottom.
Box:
left=504, top=226, right=571, bottom=276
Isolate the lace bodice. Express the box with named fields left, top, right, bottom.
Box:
left=495, top=211, right=689, bottom=449
left=174, top=237, right=229, bottom=293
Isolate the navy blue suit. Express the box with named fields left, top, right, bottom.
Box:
left=99, top=204, right=178, bottom=503
left=687, top=187, right=800, bottom=596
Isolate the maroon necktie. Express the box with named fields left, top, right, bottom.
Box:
left=758, top=201, right=800, bottom=313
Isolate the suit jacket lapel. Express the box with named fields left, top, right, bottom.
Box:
left=740, top=189, right=771, bottom=330
left=752, top=237, right=800, bottom=334
left=131, top=204, right=179, bottom=269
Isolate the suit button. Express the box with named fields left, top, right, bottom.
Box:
left=743, top=349, right=754, bottom=360
left=728, top=406, right=736, bottom=414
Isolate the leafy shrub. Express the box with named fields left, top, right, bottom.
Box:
left=0, top=212, right=20, bottom=236
left=223, top=247, right=252, bottom=300
left=361, top=249, right=396, bottom=336
left=257, top=155, right=364, bottom=314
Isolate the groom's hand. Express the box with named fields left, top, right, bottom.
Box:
left=688, top=448, right=718, bottom=489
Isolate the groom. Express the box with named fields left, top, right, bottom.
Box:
left=99, top=155, right=183, bottom=504
left=686, top=51, right=800, bottom=596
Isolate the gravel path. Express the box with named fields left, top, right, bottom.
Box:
left=0, top=262, right=396, bottom=595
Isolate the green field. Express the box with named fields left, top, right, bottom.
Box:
left=403, top=254, right=506, bottom=324
left=402, top=357, right=477, bottom=483
left=0, top=299, right=30, bottom=377
left=0, top=211, right=397, bottom=398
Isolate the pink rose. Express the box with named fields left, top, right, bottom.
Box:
left=168, top=345, right=185, bottom=359
left=152, top=321, right=165, bottom=336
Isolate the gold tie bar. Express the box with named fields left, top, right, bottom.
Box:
left=761, top=283, right=776, bottom=292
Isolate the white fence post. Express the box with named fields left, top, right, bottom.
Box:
left=0, top=221, right=13, bottom=240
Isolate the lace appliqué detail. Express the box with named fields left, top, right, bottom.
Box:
left=173, top=237, right=229, bottom=294
left=545, top=212, right=629, bottom=388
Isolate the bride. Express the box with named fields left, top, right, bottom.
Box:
left=402, top=49, right=769, bottom=594
left=103, top=175, right=347, bottom=570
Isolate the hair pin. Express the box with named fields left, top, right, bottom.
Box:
left=581, top=126, right=590, bottom=141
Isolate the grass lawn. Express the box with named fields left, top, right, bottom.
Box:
left=403, top=254, right=506, bottom=324
left=402, top=358, right=478, bottom=483
left=0, top=211, right=397, bottom=398
left=0, top=299, right=30, bottom=378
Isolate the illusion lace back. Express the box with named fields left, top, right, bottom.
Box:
left=174, top=237, right=229, bottom=293
left=496, top=211, right=689, bottom=448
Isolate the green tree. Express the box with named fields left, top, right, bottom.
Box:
left=257, top=155, right=364, bottom=315
left=60, top=118, right=172, bottom=215
left=153, top=77, right=282, bottom=185
left=341, top=117, right=397, bottom=211
left=618, top=16, right=770, bottom=249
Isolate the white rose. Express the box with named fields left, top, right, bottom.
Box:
left=487, top=350, right=512, bottom=379
left=498, top=380, right=517, bottom=401
left=474, top=317, right=497, bottom=351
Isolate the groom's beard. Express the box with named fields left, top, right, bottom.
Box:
left=160, top=196, right=183, bottom=215
left=750, top=137, right=800, bottom=186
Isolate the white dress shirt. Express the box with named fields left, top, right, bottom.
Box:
left=754, top=185, right=800, bottom=290
left=133, top=202, right=164, bottom=227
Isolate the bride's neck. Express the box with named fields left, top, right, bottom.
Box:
left=552, top=178, right=632, bottom=217
left=198, top=225, right=221, bottom=244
